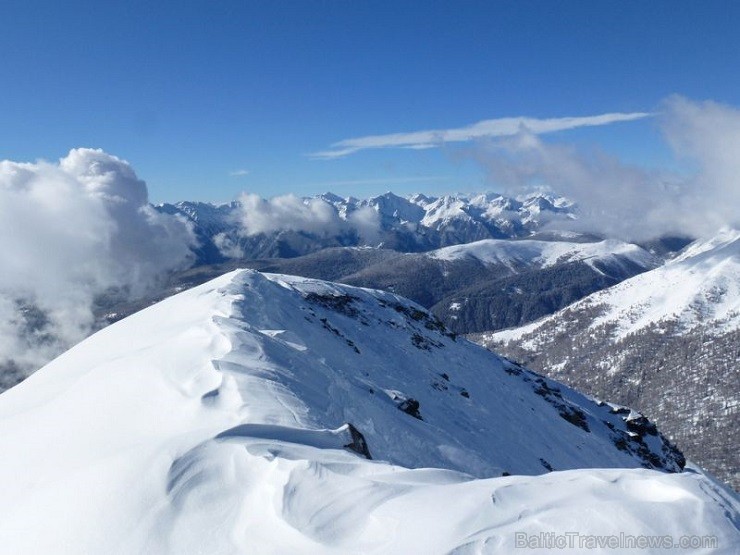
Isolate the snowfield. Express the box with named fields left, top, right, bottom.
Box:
left=0, top=269, right=737, bottom=554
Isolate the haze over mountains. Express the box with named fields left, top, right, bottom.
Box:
left=144, top=235, right=660, bottom=335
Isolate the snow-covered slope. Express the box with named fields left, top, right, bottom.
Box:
left=491, top=228, right=740, bottom=345
left=0, top=270, right=737, bottom=554
left=477, top=228, right=740, bottom=490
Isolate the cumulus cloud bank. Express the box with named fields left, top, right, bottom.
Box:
left=0, top=148, right=196, bottom=376
left=469, top=96, right=740, bottom=241
left=226, top=193, right=380, bottom=246
left=237, top=194, right=345, bottom=235
left=311, top=112, right=651, bottom=159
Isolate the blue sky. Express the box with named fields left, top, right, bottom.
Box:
left=2, top=1, right=740, bottom=203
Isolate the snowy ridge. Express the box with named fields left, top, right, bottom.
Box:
left=429, top=238, right=658, bottom=274
left=492, top=228, right=740, bottom=344
left=0, top=270, right=737, bottom=553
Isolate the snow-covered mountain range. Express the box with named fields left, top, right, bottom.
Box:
left=477, top=228, right=740, bottom=489
left=0, top=190, right=673, bottom=394
left=157, top=191, right=578, bottom=262
left=0, top=269, right=737, bottom=553
left=1, top=186, right=735, bottom=501
left=95, top=235, right=660, bottom=351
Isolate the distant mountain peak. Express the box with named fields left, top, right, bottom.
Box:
left=157, top=191, right=580, bottom=263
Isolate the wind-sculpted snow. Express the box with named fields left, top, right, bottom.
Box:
left=0, top=270, right=736, bottom=553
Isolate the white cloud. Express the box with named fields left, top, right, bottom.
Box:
left=0, top=148, right=196, bottom=376
left=229, top=169, right=250, bottom=177
left=659, top=95, right=740, bottom=233
left=468, top=97, right=740, bottom=241
left=237, top=193, right=343, bottom=236
left=311, top=112, right=651, bottom=159
left=233, top=193, right=380, bottom=242
left=469, top=132, right=676, bottom=240
left=346, top=206, right=381, bottom=243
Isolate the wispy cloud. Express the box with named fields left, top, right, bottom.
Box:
left=310, top=112, right=652, bottom=159
left=229, top=169, right=250, bottom=177
left=467, top=96, right=740, bottom=240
